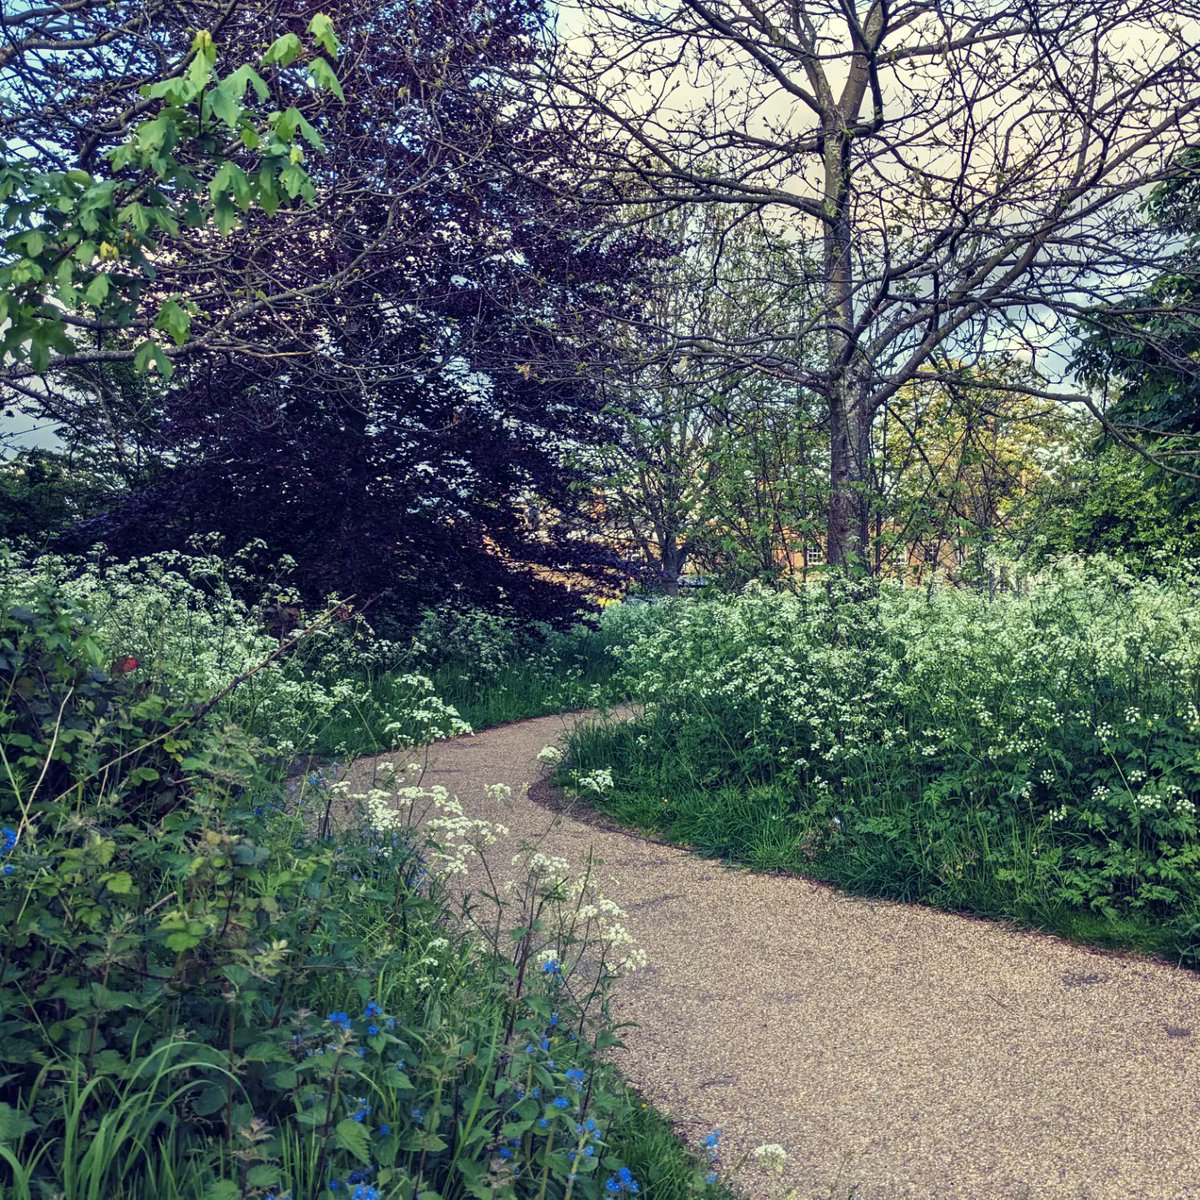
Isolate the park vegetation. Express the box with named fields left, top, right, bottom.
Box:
left=3, top=0, right=1200, bottom=1194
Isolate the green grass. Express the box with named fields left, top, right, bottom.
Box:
left=562, top=713, right=1200, bottom=967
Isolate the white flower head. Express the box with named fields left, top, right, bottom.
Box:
left=753, top=1143, right=788, bottom=1174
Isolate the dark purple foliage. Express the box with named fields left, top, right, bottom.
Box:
left=16, top=0, right=663, bottom=620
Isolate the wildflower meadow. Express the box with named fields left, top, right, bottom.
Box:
left=0, top=552, right=717, bottom=1200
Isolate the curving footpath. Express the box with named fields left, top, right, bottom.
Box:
left=345, top=711, right=1200, bottom=1200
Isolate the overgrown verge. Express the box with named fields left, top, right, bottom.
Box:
left=0, top=554, right=721, bottom=1200
left=559, top=561, right=1200, bottom=965
left=315, top=606, right=646, bottom=758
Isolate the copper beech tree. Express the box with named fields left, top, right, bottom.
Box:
left=548, top=0, right=1200, bottom=568
left=1, top=0, right=663, bottom=615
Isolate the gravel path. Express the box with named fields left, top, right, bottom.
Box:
left=345, top=711, right=1200, bottom=1200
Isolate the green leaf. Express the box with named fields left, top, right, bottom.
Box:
left=119, top=201, right=151, bottom=233
left=18, top=229, right=46, bottom=257
left=334, top=1118, right=372, bottom=1164
left=262, top=33, right=303, bottom=67
left=105, top=871, right=134, bottom=895
left=228, top=63, right=270, bottom=102
left=186, top=45, right=216, bottom=92
left=201, top=1182, right=241, bottom=1200
left=212, top=193, right=239, bottom=235
left=133, top=339, right=173, bottom=379
left=308, top=12, right=340, bottom=56
left=205, top=80, right=243, bottom=129
left=83, top=273, right=111, bottom=306
left=154, top=299, right=192, bottom=347
left=279, top=164, right=311, bottom=201
left=210, top=161, right=252, bottom=208
left=0, top=1102, right=36, bottom=1144
left=272, top=108, right=301, bottom=142
left=191, top=1083, right=228, bottom=1117
left=135, top=115, right=173, bottom=155
left=308, top=56, right=344, bottom=101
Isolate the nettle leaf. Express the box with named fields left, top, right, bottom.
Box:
left=0, top=1102, right=36, bottom=1144
left=334, top=1118, right=372, bottom=1164
left=191, top=1083, right=227, bottom=1118
left=307, top=12, right=340, bottom=56
left=246, top=1165, right=280, bottom=1188
left=200, top=1180, right=240, bottom=1200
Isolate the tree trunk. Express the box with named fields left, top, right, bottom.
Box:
left=658, top=537, right=687, bottom=594
left=826, top=370, right=872, bottom=571
left=821, top=119, right=874, bottom=574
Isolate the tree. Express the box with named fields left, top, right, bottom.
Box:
left=550, top=0, right=1200, bottom=570
left=874, top=363, right=1074, bottom=582
left=1073, top=147, right=1200, bottom=470
left=592, top=205, right=827, bottom=591
left=13, top=0, right=662, bottom=617
left=0, top=18, right=344, bottom=385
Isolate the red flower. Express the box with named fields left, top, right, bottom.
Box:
left=111, top=656, right=140, bottom=675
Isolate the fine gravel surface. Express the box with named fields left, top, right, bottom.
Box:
left=344, top=710, right=1200, bottom=1200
